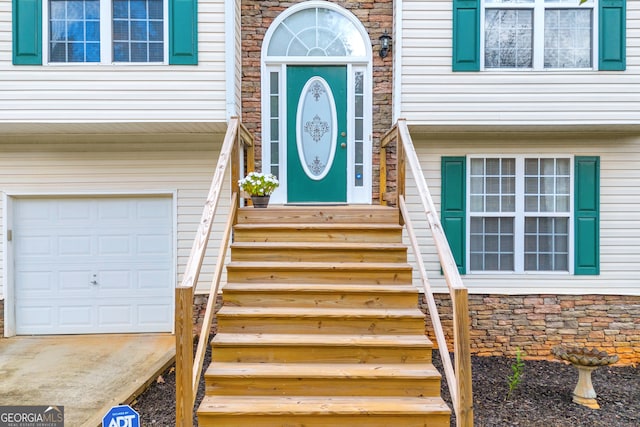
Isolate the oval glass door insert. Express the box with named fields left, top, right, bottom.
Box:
left=296, top=76, right=337, bottom=180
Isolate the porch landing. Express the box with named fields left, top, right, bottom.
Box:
left=0, top=334, right=175, bottom=426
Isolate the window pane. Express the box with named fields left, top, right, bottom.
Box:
left=556, top=158, right=570, bottom=175
left=86, top=21, right=100, bottom=41
left=355, top=165, right=364, bottom=186
left=149, top=42, right=163, bottom=61
left=86, top=42, right=100, bottom=61
left=469, top=217, right=514, bottom=271
left=486, top=177, right=500, bottom=194
left=470, top=158, right=515, bottom=213
left=131, top=21, right=148, bottom=41
left=486, top=196, right=500, bottom=212
left=149, top=21, right=163, bottom=41
left=525, top=158, right=571, bottom=213
left=471, top=158, right=484, bottom=175
left=470, top=195, right=484, bottom=212
left=131, top=42, right=147, bottom=61
left=486, top=159, right=500, bottom=175
left=485, top=9, right=533, bottom=68
left=113, top=42, right=129, bottom=61
left=113, top=0, right=164, bottom=62
left=267, top=7, right=365, bottom=57
left=49, top=0, right=100, bottom=62
left=524, top=217, right=569, bottom=271
left=470, top=177, right=484, bottom=194
left=113, top=21, right=129, bottom=40
left=544, top=9, right=592, bottom=69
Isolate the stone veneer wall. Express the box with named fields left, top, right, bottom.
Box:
left=241, top=0, right=394, bottom=201
left=191, top=292, right=639, bottom=365
left=420, top=294, right=640, bottom=366
left=193, top=293, right=223, bottom=337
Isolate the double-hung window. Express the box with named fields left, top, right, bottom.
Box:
left=452, top=0, right=626, bottom=71
left=468, top=157, right=571, bottom=272
left=484, top=0, right=594, bottom=70
left=442, top=156, right=599, bottom=276
left=13, top=0, right=198, bottom=65
left=48, top=0, right=164, bottom=63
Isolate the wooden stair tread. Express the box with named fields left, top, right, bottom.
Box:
left=233, top=223, right=403, bottom=230
left=227, top=261, right=412, bottom=270
left=217, top=306, right=424, bottom=319
left=198, top=205, right=451, bottom=425
left=212, top=333, right=433, bottom=347
left=205, top=362, right=441, bottom=379
left=198, top=395, right=451, bottom=415
left=223, top=283, right=419, bottom=293
left=231, top=241, right=407, bottom=250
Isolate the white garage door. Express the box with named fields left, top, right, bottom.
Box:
left=14, top=196, right=174, bottom=335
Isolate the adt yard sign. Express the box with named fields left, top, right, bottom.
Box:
left=102, top=405, right=140, bottom=427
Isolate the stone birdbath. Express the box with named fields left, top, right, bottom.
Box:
left=551, top=345, right=619, bottom=409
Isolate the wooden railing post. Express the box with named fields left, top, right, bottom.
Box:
left=397, top=131, right=406, bottom=202
left=453, top=287, right=474, bottom=427
left=379, top=141, right=388, bottom=205
left=175, top=286, right=194, bottom=427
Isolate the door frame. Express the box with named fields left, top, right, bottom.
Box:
left=261, top=1, right=373, bottom=204
left=2, top=191, right=177, bottom=337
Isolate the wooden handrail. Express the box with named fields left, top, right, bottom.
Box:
left=175, top=117, right=254, bottom=427
left=399, top=196, right=459, bottom=406
left=381, top=119, right=473, bottom=427
left=191, top=193, right=238, bottom=398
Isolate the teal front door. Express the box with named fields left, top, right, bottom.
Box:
left=287, top=66, right=347, bottom=203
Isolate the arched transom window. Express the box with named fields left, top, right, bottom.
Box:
left=266, top=6, right=367, bottom=57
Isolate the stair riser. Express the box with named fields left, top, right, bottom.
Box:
left=222, top=291, right=419, bottom=309
left=233, top=229, right=403, bottom=243
left=206, top=377, right=440, bottom=397
left=216, top=317, right=425, bottom=335
left=226, top=268, right=413, bottom=284
left=211, top=346, right=432, bottom=364
left=198, top=414, right=449, bottom=427
left=237, top=207, right=400, bottom=224
left=231, top=248, right=407, bottom=263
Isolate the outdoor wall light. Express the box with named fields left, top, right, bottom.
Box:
left=379, top=30, right=392, bottom=58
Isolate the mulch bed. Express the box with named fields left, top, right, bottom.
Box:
left=132, top=346, right=639, bottom=426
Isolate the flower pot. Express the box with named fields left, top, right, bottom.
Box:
left=251, top=195, right=270, bottom=208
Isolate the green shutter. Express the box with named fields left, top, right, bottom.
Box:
left=599, top=0, right=626, bottom=71
left=441, top=157, right=466, bottom=274
left=452, top=0, right=480, bottom=71
left=12, top=0, right=42, bottom=65
left=574, top=156, right=600, bottom=275
left=169, top=0, right=198, bottom=65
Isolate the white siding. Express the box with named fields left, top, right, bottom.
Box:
left=0, top=0, right=227, bottom=124
left=400, top=0, right=640, bottom=126
left=0, top=136, right=231, bottom=298
left=404, top=131, right=640, bottom=296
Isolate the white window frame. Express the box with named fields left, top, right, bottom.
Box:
left=480, top=0, right=598, bottom=71
left=466, top=155, right=574, bottom=274
left=42, top=0, right=169, bottom=65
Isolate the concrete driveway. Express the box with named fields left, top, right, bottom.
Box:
left=0, top=334, right=175, bottom=426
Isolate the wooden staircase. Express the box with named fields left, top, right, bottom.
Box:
left=197, top=205, right=451, bottom=426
